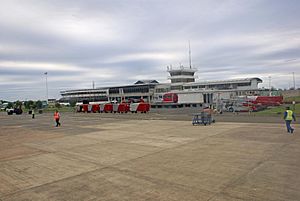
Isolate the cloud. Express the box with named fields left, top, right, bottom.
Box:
left=0, top=0, right=300, bottom=100
left=0, top=61, right=84, bottom=72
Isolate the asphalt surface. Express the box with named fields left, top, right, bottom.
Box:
left=0, top=111, right=299, bottom=201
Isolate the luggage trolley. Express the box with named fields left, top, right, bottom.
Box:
left=192, top=112, right=213, bottom=126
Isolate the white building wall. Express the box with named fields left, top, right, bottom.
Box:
left=236, top=86, right=252, bottom=90
left=152, top=93, right=164, bottom=103
left=213, top=92, right=232, bottom=100
left=177, top=93, right=203, bottom=104
left=251, top=79, right=258, bottom=89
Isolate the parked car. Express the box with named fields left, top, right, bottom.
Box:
left=6, top=108, right=14, bottom=115
left=6, top=108, right=23, bottom=115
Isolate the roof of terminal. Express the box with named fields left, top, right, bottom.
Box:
left=184, top=77, right=263, bottom=86
left=134, top=80, right=159, bottom=84
left=61, top=77, right=262, bottom=94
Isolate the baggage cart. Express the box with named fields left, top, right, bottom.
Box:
left=192, top=112, right=213, bottom=126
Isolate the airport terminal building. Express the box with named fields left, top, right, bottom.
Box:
left=60, top=66, right=263, bottom=106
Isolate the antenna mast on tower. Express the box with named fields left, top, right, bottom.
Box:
left=189, top=40, right=192, bottom=69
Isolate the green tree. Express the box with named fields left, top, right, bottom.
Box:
left=70, top=100, right=76, bottom=107
left=32, top=102, right=37, bottom=109
left=7, top=102, right=13, bottom=108
left=24, top=100, right=34, bottom=109
left=35, top=100, right=43, bottom=109
left=15, top=100, right=22, bottom=108
left=55, top=102, right=61, bottom=108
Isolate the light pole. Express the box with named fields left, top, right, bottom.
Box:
left=92, top=81, right=95, bottom=102
left=292, top=72, right=296, bottom=90
left=268, top=76, right=271, bottom=96
left=292, top=72, right=296, bottom=111
left=283, top=59, right=297, bottom=89
left=44, top=72, right=48, bottom=105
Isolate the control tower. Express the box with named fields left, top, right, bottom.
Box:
left=167, top=42, right=197, bottom=84
left=167, top=66, right=197, bottom=83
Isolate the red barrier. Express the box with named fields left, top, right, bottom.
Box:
left=137, top=102, right=150, bottom=113
left=103, top=103, right=113, bottom=113
left=118, top=103, right=130, bottom=113
left=79, top=102, right=149, bottom=114
left=82, top=104, right=89, bottom=112
left=91, top=104, right=100, bottom=113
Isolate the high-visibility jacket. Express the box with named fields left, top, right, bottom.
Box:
left=285, top=110, right=293, bottom=120
left=54, top=112, right=60, bottom=120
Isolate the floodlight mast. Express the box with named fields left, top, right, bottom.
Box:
left=292, top=72, right=295, bottom=89
left=189, top=40, right=192, bottom=69
left=44, top=72, right=48, bottom=105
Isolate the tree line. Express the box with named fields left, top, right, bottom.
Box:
left=1, top=100, right=44, bottom=110
left=1, top=100, right=76, bottom=110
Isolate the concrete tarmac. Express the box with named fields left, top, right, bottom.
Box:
left=0, top=112, right=299, bottom=201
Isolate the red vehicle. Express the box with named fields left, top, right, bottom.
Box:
left=248, top=96, right=283, bottom=106
left=163, top=93, right=178, bottom=103
left=226, top=96, right=283, bottom=112
left=227, top=102, right=257, bottom=112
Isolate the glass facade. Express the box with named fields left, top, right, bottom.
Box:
left=171, top=78, right=195, bottom=83
left=170, top=72, right=195, bottom=76
left=171, top=85, right=183, bottom=90
left=109, top=85, right=155, bottom=94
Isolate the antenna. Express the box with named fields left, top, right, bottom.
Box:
left=189, top=40, right=192, bottom=69
left=292, top=72, right=296, bottom=90
left=92, top=81, right=95, bottom=89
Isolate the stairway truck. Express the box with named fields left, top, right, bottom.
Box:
left=130, top=102, right=150, bottom=113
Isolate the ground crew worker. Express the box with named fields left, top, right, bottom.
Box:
left=54, top=110, right=61, bottom=127
left=283, top=106, right=296, bottom=133
left=32, top=109, right=35, bottom=119
left=202, top=106, right=213, bottom=124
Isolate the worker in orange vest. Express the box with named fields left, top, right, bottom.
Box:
left=54, top=110, right=61, bottom=127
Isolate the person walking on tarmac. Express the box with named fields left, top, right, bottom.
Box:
left=284, top=106, right=296, bottom=133
left=54, top=110, right=61, bottom=127
left=32, top=109, right=35, bottom=119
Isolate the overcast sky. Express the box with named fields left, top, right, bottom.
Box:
left=0, top=0, right=300, bottom=101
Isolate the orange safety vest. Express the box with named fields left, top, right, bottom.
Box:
left=54, top=112, right=60, bottom=120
